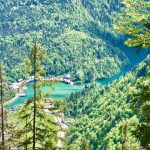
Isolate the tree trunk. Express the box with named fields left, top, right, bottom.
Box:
left=0, top=65, right=5, bottom=150
left=33, top=44, right=37, bottom=150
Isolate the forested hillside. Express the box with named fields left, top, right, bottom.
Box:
left=0, top=0, right=129, bottom=82
left=65, top=55, right=150, bottom=149
left=0, top=0, right=150, bottom=149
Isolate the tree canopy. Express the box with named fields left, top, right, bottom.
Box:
left=114, top=0, right=150, bottom=49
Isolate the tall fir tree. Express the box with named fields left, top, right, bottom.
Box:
left=81, top=136, right=89, bottom=150
left=114, top=0, right=150, bottom=49
left=130, top=77, right=150, bottom=149
left=12, top=43, right=64, bottom=149
left=0, top=63, right=12, bottom=149
left=0, top=63, right=5, bottom=150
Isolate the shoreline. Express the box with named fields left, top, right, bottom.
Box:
left=5, top=75, right=74, bottom=108
left=4, top=68, right=131, bottom=108
left=4, top=94, right=19, bottom=106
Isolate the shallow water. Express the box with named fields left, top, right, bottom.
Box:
left=6, top=82, right=85, bottom=109
left=6, top=51, right=147, bottom=110
left=6, top=67, right=129, bottom=109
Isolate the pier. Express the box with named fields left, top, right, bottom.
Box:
left=11, top=74, right=74, bottom=91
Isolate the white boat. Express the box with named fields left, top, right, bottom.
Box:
left=18, top=93, right=26, bottom=97
left=22, top=86, right=27, bottom=90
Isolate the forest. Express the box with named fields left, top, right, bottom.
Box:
left=65, top=56, right=150, bottom=149
left=0, top=0, right=128, bottom=83
left=0, top=0, right=150, bottom=150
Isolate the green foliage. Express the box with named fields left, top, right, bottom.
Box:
left=0, top=0, right=129, bottom=82
left=9, top=43, right=63, bottom=149
left=114, top=0, right=150, bottom=49
left=81, top=136, right=90, bottom=150
left=0, top=65, right=15, bottom=103
left=0, top=64, right=15, bottom=149
left=130, top=76, right=150, bottom=149
left=65, top=56, right=150, bottom=149
left=0, top=64, right=5, bottom=150
left=114, top=0, right=150, bottom=148
left=12, top=94, right=59, bottom=150
left=104, top=116, right=140, bottom=150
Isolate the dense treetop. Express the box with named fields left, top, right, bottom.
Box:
left=0, top=0, right=129, bottom=82
left=114, top=0, right=150, bottom=48
left=65, top=55, right=150, bottom=149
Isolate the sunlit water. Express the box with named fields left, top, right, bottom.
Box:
left=6, top=82, right=85, bottom=109
left=6, top=50, right=147, bottom=110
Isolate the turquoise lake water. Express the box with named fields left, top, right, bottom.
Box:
left=6, top=65, right=131, bottom=109
left=6, top=82, right=85, bottom=109
left=6, top=50, right=147, bottom=110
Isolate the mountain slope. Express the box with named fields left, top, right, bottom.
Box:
left=0, top=0, right=128, bottom=82
left=65, top=55, right=149, bottom=149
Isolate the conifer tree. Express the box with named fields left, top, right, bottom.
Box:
left=120, top=119, right=129, bottom=150
left=0, top=63, right=5, bottom=150
left=114, top=0, right=150, bottom=49
left=0, top=64, right=12, bottom=150
left=81, top=136, right=89, bottom=150
left=12, top=43, right=64, bottom=150
left=130, top=77, right=150, bottom=149
left=114, top=0, right=150, bottom=148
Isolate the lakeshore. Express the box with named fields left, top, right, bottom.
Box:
left=5, top=75, right=75, bottom=109
left=5, top=62, right=143, bottom=110
left=4, top=94, right=19, bottom=106
left=10, top=75, right=74, bottom=91
left=6, top=81, right=85, bottom=110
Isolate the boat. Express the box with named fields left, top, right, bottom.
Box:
left=11, top=107, right=15, bottom=112
left=18, top=93, right=26, bottom=97
left=22, top=86, right=27, bottom=90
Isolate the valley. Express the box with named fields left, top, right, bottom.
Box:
left=0, top=0, right=149, bottom=150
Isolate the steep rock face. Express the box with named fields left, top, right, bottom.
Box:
left=0, top=0, right=128, bottom=81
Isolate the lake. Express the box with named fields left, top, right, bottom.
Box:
left=6, top=82, right=85, bottom=109
left=6, top=50, right=147, bottom=110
